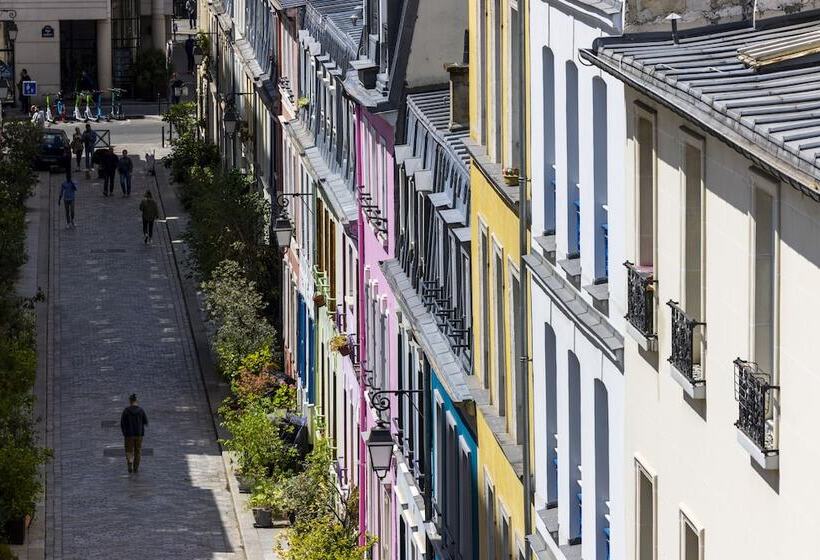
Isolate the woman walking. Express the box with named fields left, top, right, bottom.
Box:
left=70, top=128, right=84, bottom=172
left=139, top=191, right=159, bottom=244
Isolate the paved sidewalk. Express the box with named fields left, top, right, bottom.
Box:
left=43, top=155, right=245, bottom=559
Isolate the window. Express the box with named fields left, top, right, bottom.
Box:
left=500, top=506, right=511, bottom=560
left=493, top=0, right=503, bottom=161
left=636, top=114, right=656, bottom=268
left=480, top=225, right=491, bottom=391
left=458, top=440, right=474, bottom=559
left=752, top=183, right=777, bottom=376
left=511, top=266, right=524, bottom=444
left=683, top=139, right=704, bottom=368
left=509, top=5, right=521, bottom=168
left=568, top=351, right=582, bottom=540
left=566, top=62, right=580, bottom=255
left=592, top=77, right=608, bottom=279
left=544, top=325, right=558, bottom=505
left=494, top=245, right=507, bottom=416
left=636, top=461, right=657, bottom=560
left=478, top=0, right=487, bottom=144
left=485, top=477, right=496, bottom=560
left=680, top=511, right=703, bottom=560
left=542, top=47, right=556, bottom=235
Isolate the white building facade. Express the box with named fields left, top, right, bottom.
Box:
left=526, top=2, right=626, bottom=559
left=583, top=11, right=820, bottom=560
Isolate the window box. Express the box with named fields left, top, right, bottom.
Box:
left=734, top=359, right=779, bottom=470
left=667, top=301, right=705, bottom=399
left=624, top=261, right=656, bottom=351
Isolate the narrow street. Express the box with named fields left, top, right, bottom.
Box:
left=39, top=125, right=244, bottom=559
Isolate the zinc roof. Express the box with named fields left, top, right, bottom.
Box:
left=406, top=90, right=471, bottom=173
left=582, top=12, right=820, bottom=195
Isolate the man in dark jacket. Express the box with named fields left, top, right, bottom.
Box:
left=117, top=149, right=133, bottom=197
left=81, top=124, right=97, bottom=170
left=101, top=147, right=119, bottom=197
left=120, top=394, right=148, bottom=473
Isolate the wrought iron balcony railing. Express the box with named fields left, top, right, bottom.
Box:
left=667, top=300, right=705, bottom=385
left=734, top=359, right=779, bottom=455
left=624, top=261, right=656, bottom=341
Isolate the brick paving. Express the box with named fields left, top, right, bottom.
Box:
left=46, top=161, right=245, bottom=560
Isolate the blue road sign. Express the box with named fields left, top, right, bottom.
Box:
left=22, top=81, right=36, bottom=96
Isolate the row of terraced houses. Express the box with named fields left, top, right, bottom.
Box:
left=197, top=0, right=820, bottom=557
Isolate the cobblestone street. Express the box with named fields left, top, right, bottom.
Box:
left=44, top=147, right=244, bottom=559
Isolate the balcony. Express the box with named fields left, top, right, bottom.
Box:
left=666, top=301, right=706, bottom=399
left=624, top=262, right=656, bottom=351
left=734, top=359, right=779, bottom=470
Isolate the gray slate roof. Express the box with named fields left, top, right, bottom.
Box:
left=582, top=14, right=820, bottom=195
left=307, top=0, right=363, bottom=49
left=406, top=90, right=471, bottom=173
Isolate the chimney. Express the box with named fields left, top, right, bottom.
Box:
left=445, top=63, right=469, bottom=131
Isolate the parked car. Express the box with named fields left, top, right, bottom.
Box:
left=34, top=128, right=70, bottom=171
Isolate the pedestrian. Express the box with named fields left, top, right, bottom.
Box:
left=139, top=191, right=159, bottom=244
left=186, top=0, right=196, bottom=29
left=170, top=73, right=183, bottom=105
left=58, top=173, right=78, bottom=229
left=120, top=394, right=148, bottom=474
left=17, top=69, right=30, bottom=114
left=101, top=147, right=118, bottom=197
left=70, top=128, right=84, bottom=172
left=30, top=105, right=45, bottom=127
left=118, top=149, right=133, bottom=197
left=81, top=124, right=97, bottom=170
left=184, top=35, right=195, bottom=74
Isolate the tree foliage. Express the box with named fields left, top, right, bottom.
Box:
left=0, top=122, right=50, bottom=543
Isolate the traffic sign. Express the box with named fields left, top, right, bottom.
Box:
left=22, top=80, right=36, bottom=96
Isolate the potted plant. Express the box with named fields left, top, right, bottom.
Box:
left=248, top=477, right=281, bottom=528
left=502, top=167, right=520, bottom=186
left=330, top=334, right=350, bottom=356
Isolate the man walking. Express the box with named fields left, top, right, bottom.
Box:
left=186, top=0, right=196, bottom=29
left=184, top=35, right=195, bottom=74
left=81, top=124, right=96, bottom=170
left=58, top=174, right=78, bottom=229
left=118, top=149, right=133, bottom=197
left=139, top=191, right=159, bottom=244
left=120, top=394, right=148, bottom=474
left=17, top=69, right=31, bottom=114
left=101, top=147, right=118, bottom=197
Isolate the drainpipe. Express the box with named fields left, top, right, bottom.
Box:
left=518, top=0, right=533, bottom=556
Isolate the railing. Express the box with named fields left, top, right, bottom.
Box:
left=667, top=301, right=705, bottom=384
left=734, top=359, right=779, bottom=455
left=431, top=502, right=464, bottom=560
left=624, top=262, right=655, bottom=340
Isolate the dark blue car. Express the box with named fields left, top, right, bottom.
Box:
left=34, top=128, right=70, bottom=171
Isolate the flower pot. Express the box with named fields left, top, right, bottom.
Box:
left=339, top=344, right=352, bottom=357
left=313, top=293, right=326, bottom=307
left=253, top=507, right=273, bottom=528
left=5, top=516, right=27, bottom=545
left=236, top=475, right=253, bottom=493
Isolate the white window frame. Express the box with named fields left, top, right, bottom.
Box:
left=679, top=508, right=704, bottom=560
left=635, top=457, right=658, bottom=560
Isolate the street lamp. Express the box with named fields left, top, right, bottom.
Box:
left=366, top=426, right=395, bottom=480
left=273, top=214, right=293, bottom=251
left=7, top=21, right=17, bottom=42
left=193, top=47, right=204, bottom=67
left=223, top=103, right=240, bottom=136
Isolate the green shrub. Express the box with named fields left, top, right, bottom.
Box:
left=221, top=401, right=300, bottom=480
left=202, top=260, right=276, bottom=378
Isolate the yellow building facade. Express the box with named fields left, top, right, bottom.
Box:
left=467, top=0, right=531, bottom=557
